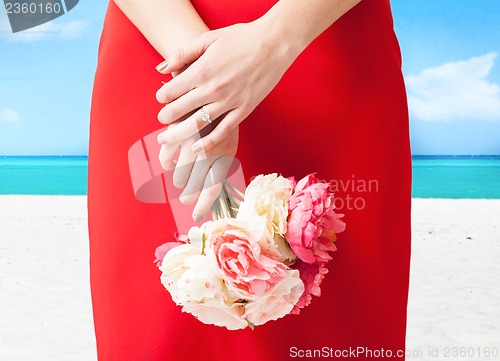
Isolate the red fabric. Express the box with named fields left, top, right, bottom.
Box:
left=88, top=0, right=411, bottom=360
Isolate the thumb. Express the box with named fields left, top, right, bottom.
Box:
left=156, top=32, right=214, bottom=74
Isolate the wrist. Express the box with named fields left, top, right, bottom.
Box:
left=255, top=4, right=311, bottom=62
left=159, top=25, right=210, bottom=58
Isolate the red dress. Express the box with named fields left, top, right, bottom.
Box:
left=88, top=1, right=411, bottom=360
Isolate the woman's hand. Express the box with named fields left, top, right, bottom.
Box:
left=158, top=119, right=239, bottom=222
left=155, top=20, right=302, bottom=154
left=154, top=0, right=362, bottom=221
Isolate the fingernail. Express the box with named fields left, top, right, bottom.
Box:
left=156, top=60, right=168, bottom=72
left=192, top=143, right=202, bottom=153
left=157, top=134, right=165, bottom=143
left=193, top=214, right=203, bottom=223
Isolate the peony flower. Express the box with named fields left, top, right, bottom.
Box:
left=154, top=242, right=181, bottom=268
left=237, top=173, right=293, bottom=235
left=159, top=242, right=234, bottom=302
left=237, top=173, right=296, bottom=262
left=159, top=244, right=209, bottom=302
left=244, top=269, right=304, bottom=326
left=154, top=172, right=344, bottom=329
left=285, top=173, right=346, bottom=264
left=186, top=221, right=212, bottom=248
left=205, top=217, right=288, bottom=300
left=154, top=222, right=212, bottom=268
left=290, top=260, right=329, bottom=314
left=158, top=237, right=251, bottom=330
left=153, top=230, right=191, bottom=268
left=183, top=299, right=248, bottom=330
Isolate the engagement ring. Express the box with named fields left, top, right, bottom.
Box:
left=200, top=107, right=212, bottom=124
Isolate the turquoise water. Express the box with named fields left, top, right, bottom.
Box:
left=0, top=156, right=88, bottom=195
left=0, top=156, right=499, bottom=198
left=412, top=155, right=500, bottom=199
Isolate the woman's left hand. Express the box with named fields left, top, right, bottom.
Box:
left=155, top=20, right=301, bottom=154
left=158, top=119, right=239, bottom=222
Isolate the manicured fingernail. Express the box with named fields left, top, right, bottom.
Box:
left=156, top=60, right=168, bottom=71
left=193, top=214, right=203, bottom=223
left=192, top=143, right=202, bottom=153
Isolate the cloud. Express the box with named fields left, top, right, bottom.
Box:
left=56, top=20, right=88, bottom=39
left=406, top=52, right=500, bottom=121
left=0, top=15, right=88, bottom=42
left=0, top=108, right=21, bottom=123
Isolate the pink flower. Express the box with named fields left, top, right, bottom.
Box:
left=154, top=242, right=182, bottom=268
left=206, top=218, right=288, bottom=300
left=285, top=173, right=346, bottom=264
left=153, top=232, right=189, bottom=268
left=290, top=260, right=329, bottom=314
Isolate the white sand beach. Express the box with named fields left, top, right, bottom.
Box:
left=0, top=196, right=499, bottom=360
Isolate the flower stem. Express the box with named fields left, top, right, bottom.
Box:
left=211, top=182, right=246, bottom=220
left=224, top=179, right=245, bottom=199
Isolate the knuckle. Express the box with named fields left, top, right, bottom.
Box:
left=195, top=114, right=206, bottom=129
left=211, top=81, right=223, bottom=94
left=176, top=47, right=185, bottom=63
left=206, top=137, right=217, bottom=149
left=180, top=189, right=198, bottom=204
left=179, top=193, right=194, bottom=205
left=173, top=175, right=187, bottom=189
left=220, top=123, right=233, bottom=136
left=164, top=131, right=177, bottom=143
left=204, top=184, right=222, bottom=198
left=210, top=78, right=229, bottom=94
left=192, top=65, right=210, bottom=83
left=162, top=92, right=173, bottom=104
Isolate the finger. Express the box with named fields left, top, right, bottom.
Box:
left=159, top=142, right=179, bottom=171
left=155, top=32, right=215, bottom=75
left=192, top=155, right=234, bottom=222
left=158, top=103, right=226, bottom=143
left=178, top=155, right=211, bottom=205
left=191, top=110, right=242, bottom=154
left=156, top=73, right=195, bottom=105
left=157, top=87, right=207, bottom=125
left=172, top=139, right=197, bottom=189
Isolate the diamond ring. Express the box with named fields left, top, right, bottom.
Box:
left=200, top=107, right=212, bottom=124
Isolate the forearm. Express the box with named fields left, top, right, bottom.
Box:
left=113, top=0, right=209, bottom=58
left=260, top=0, right=362, bottom=57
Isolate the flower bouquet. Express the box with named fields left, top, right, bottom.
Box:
left=154, top=173, right=345, bottom=330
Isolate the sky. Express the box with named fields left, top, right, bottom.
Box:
left=0, top=1, right=499, bottom=155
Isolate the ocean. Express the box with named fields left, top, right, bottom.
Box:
left=0, top=155, right=499, bottom=198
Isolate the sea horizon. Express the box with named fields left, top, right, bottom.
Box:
left=1, top=155, right=500, bottom=198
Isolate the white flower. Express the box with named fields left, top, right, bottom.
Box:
left=183, top=299, right=248, bottom=330
left=186, top=221, right=212, bottom=249
left=159, top=243, right=231, bottom=305
left=243, top=269, right=304, bottom=326
left=238, top=174, right=293, bottom=235
left=237, top=173, right=295, bottom=261
left=159, top=241, right=249, bottom=330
